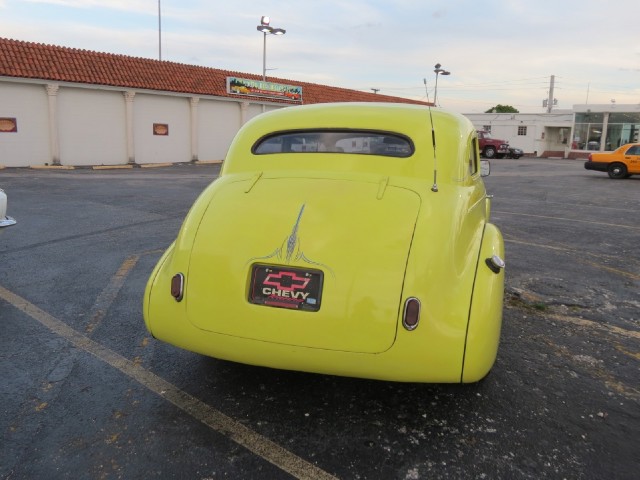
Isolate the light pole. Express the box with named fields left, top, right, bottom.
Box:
left=256, top=16, right=286, bottom=81
left=158, top=0, right=162, bottom=61
left=433, top=63, right=450, bottom=106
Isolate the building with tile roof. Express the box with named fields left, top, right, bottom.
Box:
left=0, top=37, right=428, bottom=167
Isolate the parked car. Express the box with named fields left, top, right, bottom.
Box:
left=144, top=103, right=505, bottom=383
left=506, top=147, right=524, bottom=159
left=0, top=188, right=17, bottom=227
left=584, top=143, right=640, bottom=179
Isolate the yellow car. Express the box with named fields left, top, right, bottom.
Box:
left=144, top=103, right=505, bottom=383
left=584, top=143, right=640, bottom=179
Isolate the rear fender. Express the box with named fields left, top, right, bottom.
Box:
left=461, top=223, right=505, bottom=382
left=143, top=242, right=176, bottom=336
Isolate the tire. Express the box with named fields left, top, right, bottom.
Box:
left=484, top=146, right=496, bottom=158
left=607, top=163, right=628, bottom=179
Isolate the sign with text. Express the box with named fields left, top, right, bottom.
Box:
left=227, top=77, right=302, bottom=102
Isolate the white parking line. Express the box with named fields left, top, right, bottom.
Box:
left=85, top=255, right=139, bottom=334
left=494, top=210, right=640, bottom=231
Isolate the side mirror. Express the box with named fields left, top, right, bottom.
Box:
left=480, top=160, right=491, bottom=177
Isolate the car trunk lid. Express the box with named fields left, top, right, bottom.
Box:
left=186, top=175, right=420, bottom=354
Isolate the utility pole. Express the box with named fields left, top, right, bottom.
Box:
left=547, top=75, right=555, bottom=113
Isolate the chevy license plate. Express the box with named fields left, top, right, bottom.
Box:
left=249, top=264, right=323, bottom=311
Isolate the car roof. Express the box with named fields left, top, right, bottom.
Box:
left=615, top=143, right=640, bottom=152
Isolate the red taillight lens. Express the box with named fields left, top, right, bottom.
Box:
left=171, top=273, right=184, bottom=302
left=588, top=153, right=592, bottom=161
left=402, top=297, right=421, bottom=331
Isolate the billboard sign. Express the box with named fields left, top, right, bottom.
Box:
left=227, top=77, right=302, bottom=102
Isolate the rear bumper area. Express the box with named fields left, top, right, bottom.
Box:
left=148, top=318, right=468, bottom=383
left=584, top=161, right=608, bottom=172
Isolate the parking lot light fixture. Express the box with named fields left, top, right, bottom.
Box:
left=433, top=63, right=451, bottom=106
left=257, top=16, right=286, bottom=81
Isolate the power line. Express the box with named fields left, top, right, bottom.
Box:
left=357, top=76, right=552, bottom=95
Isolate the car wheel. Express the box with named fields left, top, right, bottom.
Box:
left=484, top=146, right=496, bottom=158
left=513, top=155, right=521, bottom=159
left=607, top=163, right=628, bottom=179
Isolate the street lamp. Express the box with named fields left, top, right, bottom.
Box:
left=257, top=16, right=286, bottom=81
left=433, top=63, right=450, bottom=106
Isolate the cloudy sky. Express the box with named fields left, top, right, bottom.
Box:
left=1, top=0, right=638, bottom=113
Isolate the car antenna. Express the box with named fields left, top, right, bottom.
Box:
left=424, top=75, right=438, bottom=192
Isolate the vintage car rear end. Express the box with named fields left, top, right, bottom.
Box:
left=144, top=103, right=504, bottom=383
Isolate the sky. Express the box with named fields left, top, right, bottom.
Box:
left=0, top=0, right=638, bottom=113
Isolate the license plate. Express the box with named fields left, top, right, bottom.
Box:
left=249, top=264, right=323, bottom=311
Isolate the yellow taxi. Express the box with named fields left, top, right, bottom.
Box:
left=584, top=143, right=640, bottom=179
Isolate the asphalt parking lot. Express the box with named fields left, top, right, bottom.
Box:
left=1, top=158, right=638, bottom=479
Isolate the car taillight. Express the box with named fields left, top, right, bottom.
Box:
left=588, top=153, right=592, bottom=161
left=402, top=297, right=421, bottom=331
left=171, top=273, right=185, bottom=301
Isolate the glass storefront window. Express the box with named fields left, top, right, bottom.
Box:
left=572, top=112, right=640, bottom=151
left=574, top=113, right=604, bottom=123
left=573, top=112, right=604, bottom=150
left=606, top=112, right=640, bottom=150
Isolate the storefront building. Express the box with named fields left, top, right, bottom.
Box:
left=3, top=37, right=638, bottom=166
left=463, top=111, right=573, bottom=158
left=0, top=37, right=425, bottom=168
left=569, top=104, right=640, bottom=158
left=465, top=104, right=640, bottom=159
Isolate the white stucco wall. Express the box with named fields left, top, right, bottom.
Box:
left=0, top=77, right=296, bottom=167
left=58, top=88, right=128, bottom=166
left=247, top=104, right=267, bottom=122
left=0, top=82, right=50, bottom=167
left=133, top=94, right=191, bottom=164
left=464, top=112, right=573, bottom=156
left=198, top=100, right=241, bottom=161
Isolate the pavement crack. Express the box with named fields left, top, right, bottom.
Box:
left=0, top=218, right=176, bottom=255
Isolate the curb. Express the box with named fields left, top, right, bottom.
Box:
left=13, top=161, right=223, bottom=170
left=140, top=163, right=173, bottom=169
left=30, top=165, right=75, bottom=170
left=93, top=165, right=134, bottom=170
left=195, top=160, right=223, bottom=165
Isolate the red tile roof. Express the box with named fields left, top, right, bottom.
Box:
left=0, top=37, right=427, bottom=106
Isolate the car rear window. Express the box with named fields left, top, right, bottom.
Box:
left=252, top=130, right=414, bottom=157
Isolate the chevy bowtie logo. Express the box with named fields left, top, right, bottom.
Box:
left=263, top=271, right=310, bottom=292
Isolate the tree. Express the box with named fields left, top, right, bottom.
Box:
left=485, top=104, right=519, bottom=113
